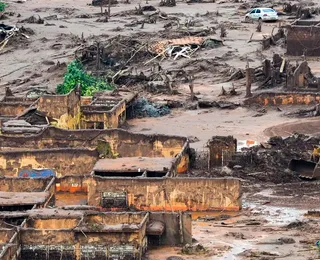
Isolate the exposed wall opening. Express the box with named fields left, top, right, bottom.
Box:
left=146, top=171, right=167, bottom=177
left=94, top=171, right=144, bottom=177
left=96, top=122, right=104, bottom=129
left=2, top=217, right=25, bottom=227
left=0, top=205, right=34, bottom=211
left=148, top=235, right=162, bottom=247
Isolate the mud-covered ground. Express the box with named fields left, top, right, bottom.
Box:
left=1, top=0, right=320, bottom=258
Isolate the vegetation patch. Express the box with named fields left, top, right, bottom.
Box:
left=0, top=2, right=6, bottom=12
left=56, top=60, right=113, bottom=96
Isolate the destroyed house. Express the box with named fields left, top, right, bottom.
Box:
left=0, top=177, right=55, bottom=211
left=0, top=208, right=192, bottom=260
left=287, top=20, right=320, bottom=56
left=0, top=127, right=241, bottom=212
left=0, top=87, right=137, bottom=131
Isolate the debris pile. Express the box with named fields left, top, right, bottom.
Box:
left=228, top=134, right=320, bottom=183
left=181, top=243, right=207, bottom=255
left=75, top=35, right=152, bottom=84
left=0, top=24, right=31, bottom=50
left=149, top=37, right=223, bottom=61
left=132, top=97, right=170, bottom=118
left=18, top=14, right=44, bottom=24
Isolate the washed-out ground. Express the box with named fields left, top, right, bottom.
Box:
left=1, top=0, right=320, bottom=258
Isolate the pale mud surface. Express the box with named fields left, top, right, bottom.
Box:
left=2, top=0, right=320, bottom=259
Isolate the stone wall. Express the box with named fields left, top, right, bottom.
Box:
left=87, top=177, right=241, bottom=211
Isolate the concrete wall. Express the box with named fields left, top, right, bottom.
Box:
left=287, top=22, right=320, bottom=56
left=37, top=88, right=81, bottom=129
left=88, top=177, right=241, bottom=211
left=244, top=92, right=320, bottom=106
left=0, top=149, right=98, bottom=177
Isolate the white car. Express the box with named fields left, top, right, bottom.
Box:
left=245, top=8, right=278, bottom=22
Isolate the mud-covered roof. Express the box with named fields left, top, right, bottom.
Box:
left=93, top=157, right=174, bottom=172
left=0, top=191, right=49, bottom=206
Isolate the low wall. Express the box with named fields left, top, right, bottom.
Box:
left=244, top=92, right=320, bottom=106
left=0, top=103, right=32, bottom=117
left=0, top=149, right=98, bottom=177
left=88, top=177, right=241, bottom=211
left=0, top=177, right=52, bottom=192
left=0, top=127, right=188, bottom=159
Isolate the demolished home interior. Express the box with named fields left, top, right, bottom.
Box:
left=1, top=0, right=320, bottom=259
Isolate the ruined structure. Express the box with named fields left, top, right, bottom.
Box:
left=0, top=122, right=241, bottom=259
left=287, top=20, right=320, bottom=56
left=208, top=136, right=237, bottom=168
left=0, top=87, right=136, bottom=132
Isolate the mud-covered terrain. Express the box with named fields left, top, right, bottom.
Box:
left=1, top=0, right=320, bottom=258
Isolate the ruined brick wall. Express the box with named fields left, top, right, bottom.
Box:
left=0, top=177, right=51, bottom=192
left=37, top=88, right=81, bottom=129
left=0, top=128, right=188, bottom=158
left=208, top=136, right=237, bottom=168
left=244, top=92, right=320, bottom=106
left=80, top=100, right=126, bottom=129
left=287, top=25, right=320, bottom=56
left=0, top=149, right=98, bottom=177
left=88, top=177, right=241, bottom=211
left=0, top=103, right=32, bottom=117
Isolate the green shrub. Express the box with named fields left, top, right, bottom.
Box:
left=56, top=60, right=113, bottom=96
left=0, top=2, right=6, bottom=12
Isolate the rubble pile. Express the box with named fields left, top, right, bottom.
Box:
left=132, top=97, right=170, bottom=117
left=228, top=134, right=320, bottom=183
left=0, top=24, right=33, bottom=50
